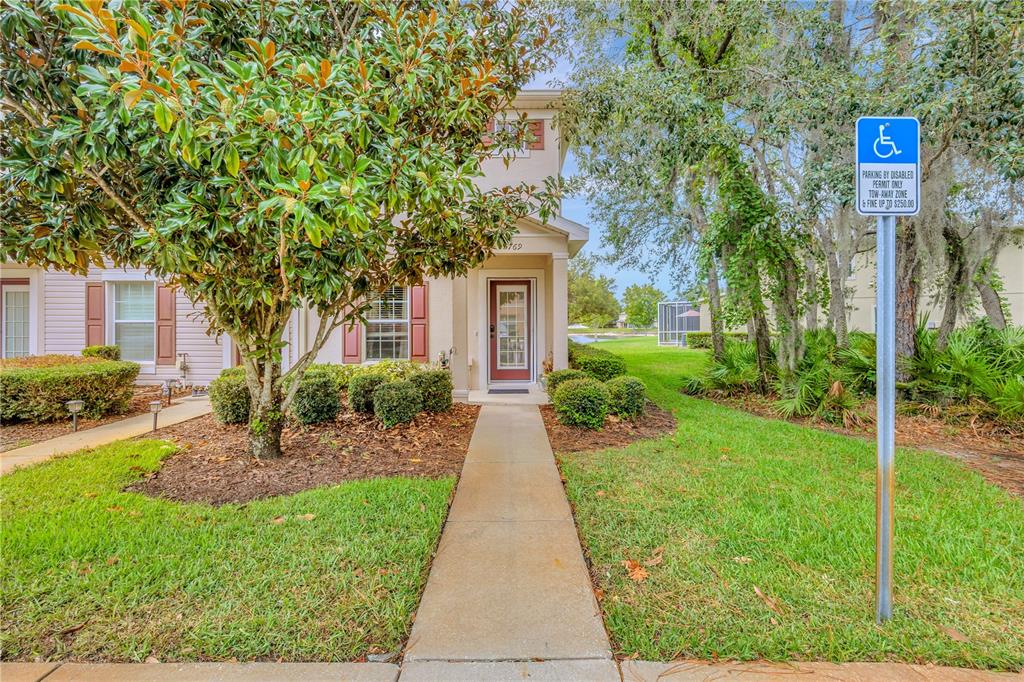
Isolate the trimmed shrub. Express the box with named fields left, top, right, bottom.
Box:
left=373, top=380, right=422, bottom=428
left=552, top=377, right=609, bottom=430
left=685, top=332, right=748, bottom=349
left=545, top=368, right=587, bottom=394
left=82, top=345, right=121, bottom=361
left=411, top=369, right=453, bottom=413
left=291, top=371, right=341, bottom=425
left=209, top=368, right=250, bottom=424
left=571, top=346, right=626, bottom=381
left=606, top=376, right=647, bottom=418
left=0, top=357, right=139, bottom=422
left=349, top=373, right=388, bottom=413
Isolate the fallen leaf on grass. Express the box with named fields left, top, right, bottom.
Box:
left=270, top=516, right=287, bottom=524
left=595, top=490, right=606, bottom=497
left=733, top=556, right=753, bottom=564
left=643, top=546, right=665, bottom=567
left=753, top=585, right=783, bottom=615
left=105, top=505, right=124, bottom=513
left=942, top=626, right=968, bottom=642
left=622, top=559, right=649, bottom=582
left=82, top=492, right=98, bottom=499
left=106, top=556, right=119, bottom=566
left=145, top=656, right=160, bottom=664
left=296, top=513, right=315, bottom=521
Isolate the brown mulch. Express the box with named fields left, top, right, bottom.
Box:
left=717, top=393, right=1024, bottom=497
left=0, top=385, right=191, bottom=452
left=128, top=403, right=481, bottom=506
left=540, top=403, right=677, bottom=453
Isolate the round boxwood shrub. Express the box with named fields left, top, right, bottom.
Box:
left=373, top=380, right=423, bottom=428
left=605, top=376, right=647, bottom=418
left=571, top=348, right=627, bottom=381
left=545, top=368, right=587, bottom=394
left=82, top=344, right=121, bottom=361
left=349, top=373, right=388, bottom=413
left=291, top=371, right=341, bottom=425
left=411, top=369, right=453, bottom=413
left=0, top=356, right=139, bottom=422
left=552, top=378, right=609, bottom=430
left=209, top=368, right=250, bottom=424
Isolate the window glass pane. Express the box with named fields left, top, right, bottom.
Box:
left=114, top=282, right=154, bottom=361
left=115, top=282, right=155, bottom=321
left=3, top=290, right=30, bottom=358
left=365, top=287, right=409, bottom=360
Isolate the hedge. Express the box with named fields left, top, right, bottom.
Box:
left=82, top=345, right=121, bottom=361
left=349, top=373, right=388, bottom=413
left=411, top=369, right=453, bottom=413
left=545, top=368, right=588, bottom=394
left=291, top=371, right=341, bottom=424
left=606, top=376, right=647, bottom=418
left=373, top=380, right=422, bottom=428
left=552, top=377, right=609, bottom=430
left=0, top=356, right=139, bottom=422
left=209, top=369, right=250, bottom=424
left=685, top=332, right=748, bottom=349
left=569, top=343, right=626, bottom=381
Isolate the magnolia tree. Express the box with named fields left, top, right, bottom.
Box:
left=1, top=0, right=557, bottom=457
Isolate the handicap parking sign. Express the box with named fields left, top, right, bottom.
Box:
left=856, top=117, right=920, bottom=216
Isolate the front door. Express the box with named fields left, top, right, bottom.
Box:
left=489, top=280, right=531, bottom=381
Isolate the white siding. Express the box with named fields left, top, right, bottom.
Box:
left=170, top=293, right=223, bottom=386
left=43, top=269, right=99, bottom=355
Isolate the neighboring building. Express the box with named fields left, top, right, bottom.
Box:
left=657, top=300, right=700, bottom=346
left=0, top=90, right=588, bottom=400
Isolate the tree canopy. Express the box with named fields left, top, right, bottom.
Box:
left=1, top=0, right=558, bottom=456
left=622, top=283, right=663, bottom=328
left=568, top=254, right=620, bottom=328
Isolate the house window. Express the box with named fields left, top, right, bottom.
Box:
left=365, top=286, right=409, bottom=361
left=2, top=285, right=30, bottom=358
left=113, top=282, right=155, bottom=362
left=489, top=120, right=531, bottom=158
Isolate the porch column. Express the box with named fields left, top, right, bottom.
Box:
left=552, top=252, right=569, bottom=370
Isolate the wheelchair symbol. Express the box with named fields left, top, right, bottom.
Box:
left=873, top=123, right=902, bottom=159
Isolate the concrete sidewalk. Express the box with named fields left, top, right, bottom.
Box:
left=0, top=397, right=211, bottom=475
left=401, top=404, right=616, bottom=680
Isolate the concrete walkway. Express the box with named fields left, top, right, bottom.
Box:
left=401, top=404, right=616, bottom=680
left=0, top=397, right=211, bottom=475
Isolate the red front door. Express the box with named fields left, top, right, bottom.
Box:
left=489, top=280, right=532, bottom=381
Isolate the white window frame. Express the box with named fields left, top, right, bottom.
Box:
left=489, top=119, right=531, bottom=159
left=363, top=286, right=410, bottom=362
left=107, top=280, right=157, bottom=372
left=1, top=283, right=31, bottom=359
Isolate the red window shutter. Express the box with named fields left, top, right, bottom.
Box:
left=343, top=320, right=362, bottom=364
left=527, top=120, right=544, bottom=150
left=156, top=285, right=176, bottom=365
left=410, top=283, right=428, bottom=362
left=85, top=282, right=104, bottom=347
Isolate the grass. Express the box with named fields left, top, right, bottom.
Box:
left=0, top=440, right=453, bottom=662
left=559, top=337, right=1024, bottom=670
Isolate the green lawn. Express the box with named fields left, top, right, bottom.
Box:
left=0, top=440, right=452, bottom=662
left=560, top=337, right=1024, bottom=670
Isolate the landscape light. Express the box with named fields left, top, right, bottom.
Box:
left=66, top=400, right=84, bottom=432
left=149, top=400, right=162, bottom=432
left=163, top=377, right=178, bottom=406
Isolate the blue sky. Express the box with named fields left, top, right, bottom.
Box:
left=527, top=68, right=679, bottom=300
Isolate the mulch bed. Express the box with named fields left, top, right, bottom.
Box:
left=128, top=402, right=481, bottom=505
left=0, top=385, right=191, bottom=452
left=717, top=393, right=1024, bottom=497
left=540, top=403, right=677, bottom=453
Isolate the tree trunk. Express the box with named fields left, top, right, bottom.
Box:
left=707, top=257, right=726, bottom=361
left=804, top=254, right=818, bottom=332
left=894, top=221, right=920, bottom=383
left=819, top=221, right=849, bottom=347
left=752, top=306, right=773, bottom=393
left=775, top=263, right=804, bottom=376
left=243, top=357, right=285, bottom=459
left=936, top=222, right=967, bottom=350
left=975, top=279, right=1007, bottom=329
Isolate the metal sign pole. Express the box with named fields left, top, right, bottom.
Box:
left=875, top=213, right=896, bottom=623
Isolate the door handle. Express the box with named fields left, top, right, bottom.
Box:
left=489, top=324, right=495, bottom=338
